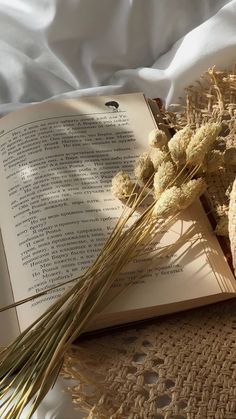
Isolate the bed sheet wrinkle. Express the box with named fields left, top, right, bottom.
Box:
left=0, top=0, right=231, bottom=111
left=0, top=0, right=55, bottom=30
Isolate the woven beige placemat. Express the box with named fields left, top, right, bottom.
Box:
left=64, top=300, right=236, bottom=419
left=63, top=66, right=236, bottom=419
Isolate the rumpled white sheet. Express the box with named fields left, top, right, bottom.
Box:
left=0, top=0, right=236, bottom=417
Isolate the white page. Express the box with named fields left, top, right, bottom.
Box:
left=0, top=231, right=20, bottom=345
left=0, top=93, right=157, bottom=329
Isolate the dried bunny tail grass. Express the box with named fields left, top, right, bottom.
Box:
left=111, top=171, right=134, bottom=199
left=148, top=128, right=168, bottom=148
left=205, top=150, right=224, bottom=173
left=168, top=125, right=192, bottom=165
left=152, top=186, right=181, bottom=218
left=149, top=148, right=170, bottom=170
left=153, top=161, right=176, bottom=198
left=224, top=147, right=236, bottom=165
left=186, top=122, right=222, bottom=166
left=179, top=178, right=206, bottom=210
left=134, top=152, right=154, bottom=183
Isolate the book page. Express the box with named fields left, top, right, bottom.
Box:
left=0, top=93, right=234, bottom=333
left=0, top=231, right=20, bottom=345
left=96, top=200, right=235, bottom=322
left=0, top=93, right=157, bottom=330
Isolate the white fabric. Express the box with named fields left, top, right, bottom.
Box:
left=0, top=0, right=235, bottom=417
left=0, top=0, right=235, bottom=113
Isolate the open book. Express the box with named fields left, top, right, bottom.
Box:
left=0, top=93, right=235, bottom=346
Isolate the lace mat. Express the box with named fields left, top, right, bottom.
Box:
left=64, top=299, right=236, bottom=418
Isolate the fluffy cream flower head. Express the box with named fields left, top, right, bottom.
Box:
left=111, top=171, right=134, bottom=199
left=153, top=161, right=175, bottom=197
left=134, top=152, right=154, bottom=183
left=150, top=149, right=169, bottom=170
left=179, top=178, right=206, bottom=209
left=152, top=186, right=181, bottom=218
left=148, top=128, right=168, bottom=149
left=168, top=126, right=192, bottom=165
left=186, top=123, right=222, bottom=166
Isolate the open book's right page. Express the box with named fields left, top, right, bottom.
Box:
left=91, top=199, right=236, bottom=328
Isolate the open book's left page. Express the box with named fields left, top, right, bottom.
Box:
left=0, top=232, right=20, bottom=345
left=0, top=93, right=157, bottom=331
